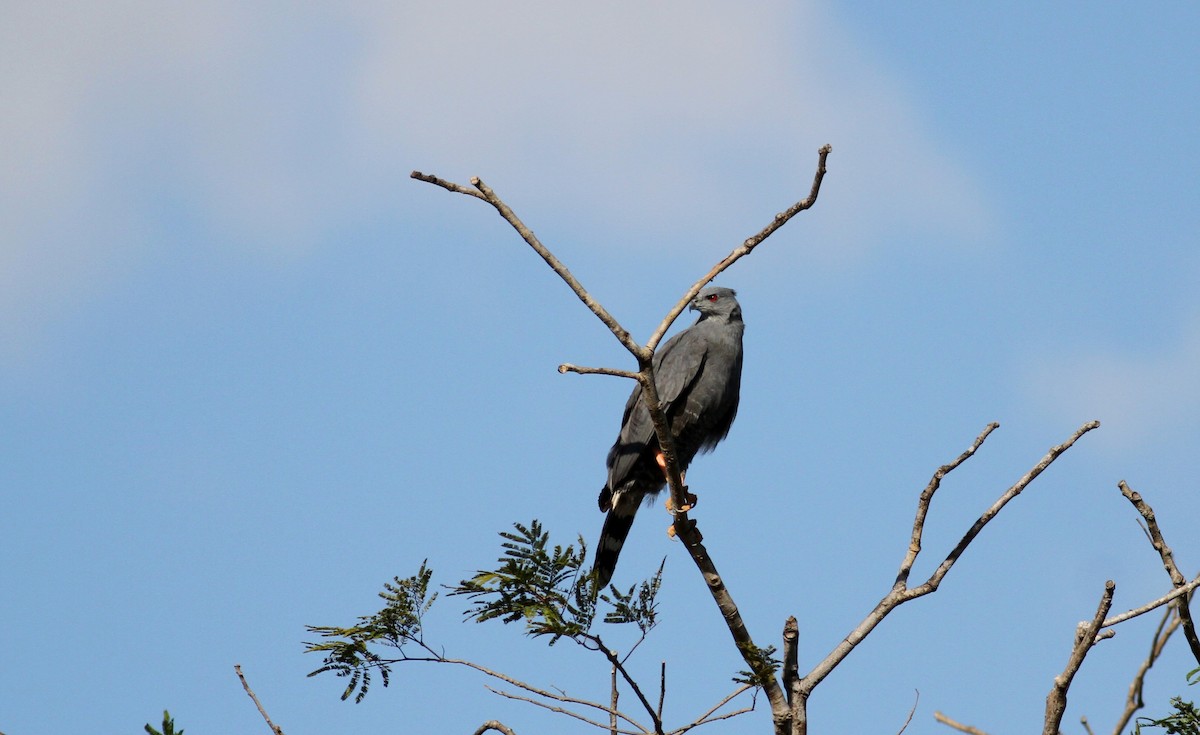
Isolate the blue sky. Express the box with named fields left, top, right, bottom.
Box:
left=2, top=2, right=1198, bottom=733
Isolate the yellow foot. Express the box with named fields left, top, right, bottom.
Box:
left=667, top=520, right=701, bottom=541
left=664, top=490, right=698, bottom=513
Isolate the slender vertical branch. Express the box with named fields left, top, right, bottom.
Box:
left=1109, top=607, right=1183, bottom=735
left=1118, top=480, right=1200, bottom=665
left=235, top=665, right=285, bottom=735
left=1043, top=581, right=1116, bottom=735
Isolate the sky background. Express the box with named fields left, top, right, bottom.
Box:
left=2, top=2, right=1198, bottom=734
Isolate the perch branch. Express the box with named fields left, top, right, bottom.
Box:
left=1117, top=480, right=1200, bottom=665
left=235, top=665, right=285, bottom=735
left=1043, top=580, right=1116, bottom=735
left=415, top=148, right=833, bottom=735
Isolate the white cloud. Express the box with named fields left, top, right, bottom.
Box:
left=0, top=0, right=993, bottom=358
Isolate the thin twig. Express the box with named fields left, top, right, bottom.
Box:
left=559, top=363, right=641, bottom=379
left=933, top=711, right=991, bottom=735
left=1102, top=573, right=1200, bottom=628
left=487, top=686, right=646, bottom=734
left=895, top=423, right=999, bottom=589
left=1082, top=715, right=1096, bottom=735
left=1043, top=580, right=1116, bottom=735
left=670, top=683, right=755, bottom=734
left=474, top=721, right=518, bottom=735
left=658, top=662, right=666, bottom=723
left=896, top=690, right=919, bottom=735
left=611, top=661, right=620, bottom=735
left=800, top=421, right=1100, bottom=696
left=234, top=665, right=285, bottom=735
left=1109, top=606, right=1183, bottom=735
left=411, top=170, right=487, bottom=200
left=1118, top=481, right=1200, bottom=665
left=644, top=145, right=832, bottom=353
left=590, top=633, right=664, bottom=734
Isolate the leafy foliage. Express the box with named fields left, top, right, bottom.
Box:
left=451, top=520, right=596, bottom=643
left=733, top=643, right=782, bottom=688
left=1136, top=668, right=1200, bottom=735
left=144, top=710, right=183, bottom=735
left=305, top=521, right=665, bottom=703
left=304, top=561, right=436, bottom=702
left=601, top=559, right=664, bottom=635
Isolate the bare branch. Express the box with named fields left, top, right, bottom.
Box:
left=410, top=170, right=642, bottom=357
left=559, top=363, right=641, bottom=380
left=1043, top=580, right=1116, bottom=735
left=896, top=690, right=919, bottom=735
left=896, top=422, right=999, bottom=589
left=934, top=711, right=991, bottom=735
left=411, top=170, right=487, bottom=200
left=671, top=684, right=755, bottom=734
left=782, top=616, right=799, bottom=705
left=1102, top=573, right=1200, bottom=628
left=234, top=665, right=285, bottom=735
left=799, top=421, right=1100, bottom=699
left=589, top=634, right=664, bottom=734
left=487, top=686, right=646, bottom=734
left=917, top=420, right=1100, bottom=595
left=658, top=662, right=666, bottom=724
left=1118, top=480, right=1200, bottom=665
left=1082, top=715, right=1096, bottom=735
left=645, top=145, right=832, bottom=353
left=474, top=721, right=518, bottom=735
left=1110, top=607, right=1183, bottom=735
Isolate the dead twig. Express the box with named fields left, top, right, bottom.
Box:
left=1118, top=481, right=1200, bottom=665
left=1043, top=580, right=1116, bottom=735
left=474, top=721, right=518, bottom=735
left=933, top=711, right=991, bottom=735
left=792, top=421, right=1099, bottom=735
left=1109, top=607, right=1183, bottom=735
left=234, top=664, right=285, bottom=735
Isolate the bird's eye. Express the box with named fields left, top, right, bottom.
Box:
left=706, top=294, right=719, bottom=302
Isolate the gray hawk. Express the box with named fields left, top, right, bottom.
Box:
left=593, top=286, right=744, bottom=589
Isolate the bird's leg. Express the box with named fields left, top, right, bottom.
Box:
left=655, top=451, right=697, bottom=511
left=655, top=452, right=698, bottom=540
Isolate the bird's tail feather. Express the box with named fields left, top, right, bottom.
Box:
left=593, top=505, right=638, bottom=590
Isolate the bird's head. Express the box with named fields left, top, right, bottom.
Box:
left=690, top=286, right=741, bottom=320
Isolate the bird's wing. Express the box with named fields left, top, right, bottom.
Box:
left=606, top=327, right=709, bottom=489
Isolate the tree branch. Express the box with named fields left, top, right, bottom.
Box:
left=1109, top=607, right=1183, bottom=735
left=235, top=664, right=285, bottom=735
left=487, top=686, right=646, bottom=734
left=413, top=148, right=833, bottom=735
left=1102, top=573, right=1200, bottom=628
left=1043, top=580, right=1116, bottom=735
left=1117, top=480, right=1200, bottom=665
left=474, top=721, right=519, bottom=735
left=644, top=145, right=832, bottom=353
left=933, top=711, right=991, bottom=735
left=798, top=421, right=1100, bottom=703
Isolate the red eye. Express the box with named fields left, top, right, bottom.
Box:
left=706, top=294, right=719, bottom=302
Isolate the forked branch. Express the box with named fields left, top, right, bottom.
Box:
left=414, top=146, right=833, bottom=735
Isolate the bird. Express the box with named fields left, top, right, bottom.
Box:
left=593, top=286, right=744, bottom=589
